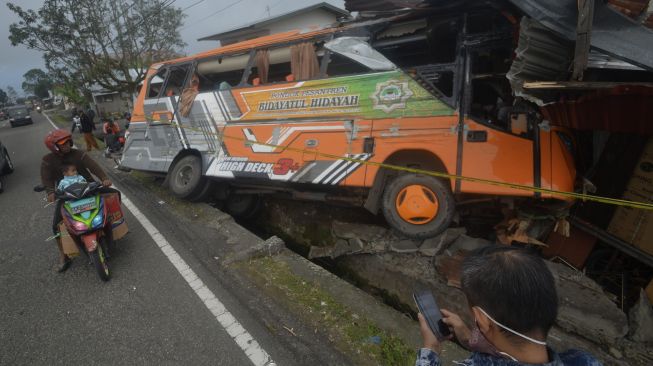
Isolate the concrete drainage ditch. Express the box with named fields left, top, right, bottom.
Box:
left=220, top=196, right=650, bottom=366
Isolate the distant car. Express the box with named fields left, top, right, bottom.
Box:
left=6, top=105, right=33, bottom=128
left=0, top=139, right=14, bottom=193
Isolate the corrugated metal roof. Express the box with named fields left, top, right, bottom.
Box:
left=345, top=0, right=653, bottom=29
left=344, top=0, right=423, bottom=12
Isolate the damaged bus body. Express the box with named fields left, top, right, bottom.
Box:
left=121, top=4, right=578, bottom=239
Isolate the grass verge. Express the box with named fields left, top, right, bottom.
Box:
left=239, top=256, right=416, bottom=366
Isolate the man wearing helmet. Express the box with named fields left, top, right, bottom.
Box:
left=40, top=129, right=112, bottom=272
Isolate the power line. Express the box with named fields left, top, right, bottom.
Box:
left=180, top=0, right=246, bottom=31
left=182, top=0, right=204, bottom=11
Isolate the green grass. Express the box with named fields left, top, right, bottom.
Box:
left=242, top=257, right=415, bottom=366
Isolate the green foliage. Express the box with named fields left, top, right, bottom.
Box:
left=0, top=88, right=7, bottom=104
left=53, top=82, right=86, bottom=105
left=22, top=68, right=53, bottom=99
left=7, top=0, right=186, bottom=96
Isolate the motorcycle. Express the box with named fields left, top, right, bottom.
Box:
left=36, top=106, right=42, bottom=113
left=72, top=115, right=81, bottom=133
left=35, top=182, right=126, bottom=281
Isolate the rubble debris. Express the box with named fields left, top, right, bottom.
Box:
left=308, top=246, right=333, bottom=259
left=495, top=217, right=549, bottom=246
left=419, top=227, right=466, bottom=257
left=547, top=261, right=628, bottom=345
left=543, top=226, right=597, bottom=269
left=628, top=289, right=653, bottom=343
left=389, top=239, right=420, bottom=253
left=435, top=252, right=466, bottom=288
left=332, top=220, right=387, bottom=241
left=223, top=235, right=285, bottom=264
left=332, top=238, right=363, bottom=258
left=444, top=234, right=492, bottom=256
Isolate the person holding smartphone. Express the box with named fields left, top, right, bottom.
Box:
left=415, top=246, right=602, bottom=366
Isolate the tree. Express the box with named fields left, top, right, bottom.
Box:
left=0, top=89, right=7, bottom=105
left=8, top=0, right=186, bottom=96
left=53, top=81, right=87, bottom=106
left=22, top=68, right=53, bottom=99
left=6, top=86, right=18, bottom=103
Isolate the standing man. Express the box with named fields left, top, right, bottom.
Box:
left=86, top=105, right=96, bottom=125
left=79, top=110, right=99, bottom=151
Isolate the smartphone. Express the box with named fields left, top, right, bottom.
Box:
left=413, top=290, right=451, bottom=340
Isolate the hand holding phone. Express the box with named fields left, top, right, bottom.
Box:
left=413, top=290, right=452, bottom=341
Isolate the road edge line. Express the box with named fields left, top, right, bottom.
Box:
left=43, top=116, right=273, bottom=366
left=120, top=194, right=274, bottom=366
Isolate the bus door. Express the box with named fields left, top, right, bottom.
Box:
left=458, top=41, right=543, bottom=197
left=134, top=66, right=180, bottom=172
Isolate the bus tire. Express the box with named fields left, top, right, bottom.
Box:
left=225, top=194, right=261, bottom=219
left=381, top=174, right=455, bottom=239
left=187, top=179, right=214, bottom=202
left=168, top=155, right=207, bottom=200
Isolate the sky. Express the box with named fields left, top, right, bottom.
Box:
left=0, top=0, right=346, bottom=96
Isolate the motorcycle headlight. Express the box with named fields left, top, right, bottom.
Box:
left=92, top=212, right=104, bottom=228
left=73, top=221, right=88, bottom=231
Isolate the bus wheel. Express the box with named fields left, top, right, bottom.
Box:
left=381, top=174, right=455, bottom=239
left=225, top=194, right=261, bottom=219
left=169, top=155, right=208, bottom=200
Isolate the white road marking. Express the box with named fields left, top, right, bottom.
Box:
left=120, top=194, right=274, bottom=366
left=43, top=112, right=60, bottom=130
left=43, top=118, right=274, bottom=365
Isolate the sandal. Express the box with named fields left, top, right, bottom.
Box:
left=57, top=256, right=72, bottom=273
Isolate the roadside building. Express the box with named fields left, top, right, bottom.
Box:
left=198, top=2, right=349, bottom=46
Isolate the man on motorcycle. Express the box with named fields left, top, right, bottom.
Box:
left=102, top=118, right=122, bottom=153
left=40, top=129, right=112, bottom=272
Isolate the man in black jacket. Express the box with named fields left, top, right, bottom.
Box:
left=79, top=110, right=99, bottom=151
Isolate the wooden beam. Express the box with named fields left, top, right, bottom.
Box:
left=572, top=0, right=595, bottom=81
left=523, top=81, right=653, bottom=90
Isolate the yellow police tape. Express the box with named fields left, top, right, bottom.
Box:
left=151, top=121, right=653, bottom=211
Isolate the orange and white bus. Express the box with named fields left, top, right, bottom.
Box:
left=122, top=15, right=576, bottom=238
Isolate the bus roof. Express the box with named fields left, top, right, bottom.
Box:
left=156, top=26, right=343, bottom=68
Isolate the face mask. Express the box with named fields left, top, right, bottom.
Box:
left=468, top=307, right=547, bottom=361
left=467, top=324, right=501, bottom=356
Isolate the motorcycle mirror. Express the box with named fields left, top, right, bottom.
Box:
left=34, top=184, right=45, bottom=192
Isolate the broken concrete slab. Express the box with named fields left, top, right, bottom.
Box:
left=390, top=239, right=420, bottom=253
left=419, top=227, right=467, bottom=257
left=445, top=234, right=492, bottom=256
left=308, top=245, right=332, bottom=259
left=547, top=261, right=628, bottom=345
left=332, top=220, right=387, bottom=241
left=628, top=289, right=653, bottom=343
left=331, top=238, right=364, bottom=258
left=348, top=237, right=364, bottom=252
left=223, top=235, right=285, bottom=265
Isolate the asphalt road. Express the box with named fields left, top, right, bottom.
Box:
left=0, top=112, right=349, bottom=365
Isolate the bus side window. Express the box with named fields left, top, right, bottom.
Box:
left=251, top=47, right=292, bottom=84
left=468, top=46, right=513, bottom=131
left=324, top=52, right=371, bottom=77
left=196, top=53, right=248, bottom=90
left=165, top=65, right=192, bottom=97
left=147, top=68, right=167, bottom=99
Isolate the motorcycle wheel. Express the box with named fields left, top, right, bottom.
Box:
left=89, top=239, right=110, bottom=281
